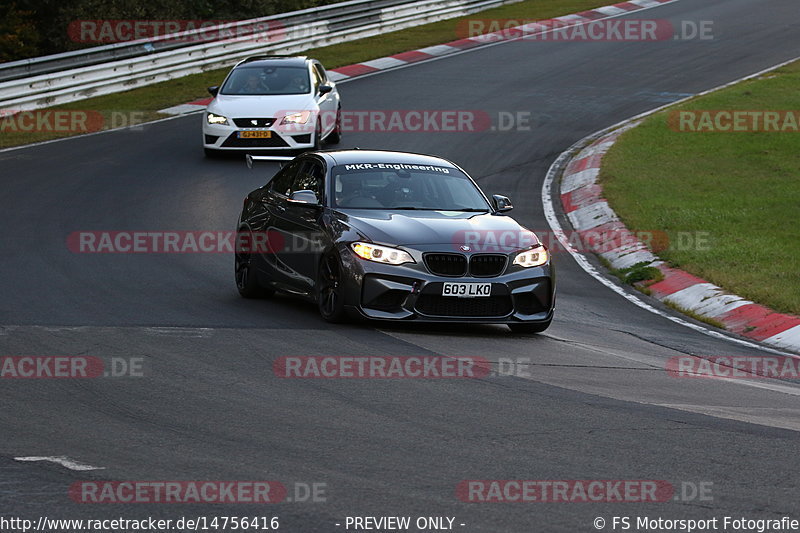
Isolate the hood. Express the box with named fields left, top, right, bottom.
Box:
left=208, top=93, right=317, bottom=118
left=339, top=210, right=540, bottom=253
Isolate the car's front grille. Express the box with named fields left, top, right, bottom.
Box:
left=221, top=133, right=289, bottom=148
left=424, top=253, right=467, bottom=276
left=469, top=254, right=507, bottom=277
left=415, top=294, right=513, bottom=317
left=233, top=118, right=276, bottom=128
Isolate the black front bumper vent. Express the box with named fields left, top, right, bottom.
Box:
left=415, top=294, right=513, bottom=318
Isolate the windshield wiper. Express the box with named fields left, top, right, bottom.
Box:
left=450, top=208, right=490, bottom=212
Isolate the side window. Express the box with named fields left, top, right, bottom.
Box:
left=313, top=64, right=328, bottom=84
left=311, top=65, right=323, bottom=90
left=289, top=160, right=324, bottom=201
left=269, top=161, right=301, bottom=197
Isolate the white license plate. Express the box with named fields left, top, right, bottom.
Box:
left=442, top=283, right=492, bottom=298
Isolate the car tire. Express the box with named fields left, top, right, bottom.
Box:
left=508, top=319, right=551, bottom=334
left=326, top=107, right=342, bottom=144
left=204, top=147, right=221, bottom=158
left=312, top=119, right=322, bottom=151
left=235, top=231, right=274, bottom=299
left=317, top=252, right=347, bottom=323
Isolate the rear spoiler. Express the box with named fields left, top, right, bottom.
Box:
left=245, top=154, right=294, bottom=169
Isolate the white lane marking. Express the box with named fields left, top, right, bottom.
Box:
left=662, top=283, right=744, bottom=316
left=553, top=14, right=592, bottom=24
left=600, top=245, right=658, bottom=271
left=561, top=168, right=600, bottom=194
left=326, top=71, right=349, bottom=82
left=542, top=54, right=800, bottom=358
left=594, top=6, right=629, bottom=16
left=15, top=456, right=105, bottom=471
left=158, top=103, right=206, bottom=116
left=144, top=327, right=214, bottom=337
left=689, top=293, right=752, bottom=318
left=764, top=326, right=800, bottom=351
left=566, top=201, right=617, bottom=230
left=361, top=56, right=407, bottom=69
left=576, top=140, right=616, bottom=160
left=415, top=44, right=459, bottom=56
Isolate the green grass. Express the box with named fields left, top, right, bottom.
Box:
left=600, top=61, right=800, bottom=315
left=621, top=262, right=664, bottom=285
left=0, top=0, right=608, bottom=149
left=607, top=260, right=663, bottom=286
left=663, top=301, right=726, bottom=330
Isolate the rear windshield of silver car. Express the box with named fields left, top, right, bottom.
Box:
left=332, top=163, right=491, bottom=211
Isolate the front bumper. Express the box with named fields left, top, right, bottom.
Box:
left=339, top=247, right=555, bottom=324
left=203, top=121, right=315, bottom=151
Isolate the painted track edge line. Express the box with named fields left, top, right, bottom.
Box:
left=14, top=456, right=105, bottom=471
left=542, top=54, right=800, bottom=359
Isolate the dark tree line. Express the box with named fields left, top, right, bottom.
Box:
left=1, top=0, right=339, bottom=62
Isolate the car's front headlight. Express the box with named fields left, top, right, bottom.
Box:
left=513, top=246, right=549, bottom=268
left=206, top=112, right=229, bottom=125
left=281, top=111, right=311, bottom=125
left=351, top=242, right=415, bottom=266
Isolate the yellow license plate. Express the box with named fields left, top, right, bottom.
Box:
left=238, top=131, right=272, bottom=139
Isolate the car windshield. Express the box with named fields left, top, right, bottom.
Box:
left=220, top=65, right=311, bottom=95
left=332, top=163, right=491, bottom=211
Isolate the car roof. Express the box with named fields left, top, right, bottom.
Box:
left=318, top=150, right=459, bottom=168
left=235, top=56, right=309, bottom=68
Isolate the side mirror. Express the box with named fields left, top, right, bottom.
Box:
left=492, top=194, right=513, bottom=213
left=207, top=86, right=219, bottom=97
left=318, top=85, right=333, bottom=95
left=288, top=190, right=320, bottom=207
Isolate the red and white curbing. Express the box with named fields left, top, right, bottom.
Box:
left=560, top=128, right=800, bottom=353
left=158, top=0, right=677, bottom=115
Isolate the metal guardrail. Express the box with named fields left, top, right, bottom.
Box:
left=0, top=0, right=520, bottom=111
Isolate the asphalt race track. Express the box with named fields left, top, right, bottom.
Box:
left=1, top=0, right=800, bottom=530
